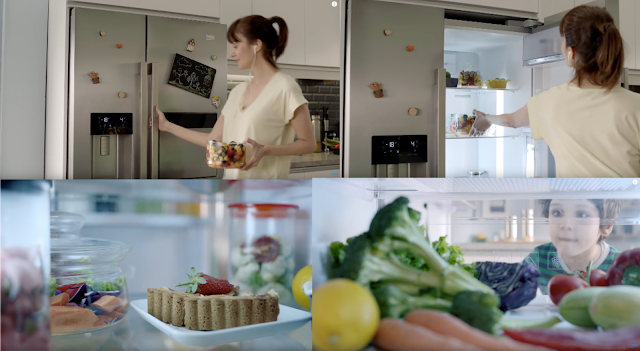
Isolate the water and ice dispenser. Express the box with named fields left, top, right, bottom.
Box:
left=371, top=135, right=428, bottom=178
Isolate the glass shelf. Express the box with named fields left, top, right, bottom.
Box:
left=447, top=87, right=518, bottom=92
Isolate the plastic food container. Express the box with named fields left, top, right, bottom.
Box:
left=50, top=212, right=131, bottom=335
left=446, top=114, right=458, bottom=134
left=1, top=181, right=52, bottom=350
left=207, top=140, right=246, bottom=169
left=228, top=204, right=299, bottom=306
left=459, top=71, right=482, bottom=86
left=456, top=114, right=476, bottom=135
left=485, top=79, right=510, bottom=89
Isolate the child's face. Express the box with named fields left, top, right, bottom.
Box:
left=548, top=199, right=602, bottom=257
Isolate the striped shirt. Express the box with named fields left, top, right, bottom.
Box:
left=523, top=242, right=619, bottom=295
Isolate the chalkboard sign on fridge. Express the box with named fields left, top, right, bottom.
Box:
left=168, top=53, right=217, bottom=98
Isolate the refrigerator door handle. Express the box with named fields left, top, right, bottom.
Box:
left=138, top=61, right=149, bottom=179
left=435, top=68, right=446, bottom=178
left=148, top=62, right=159, bottom=179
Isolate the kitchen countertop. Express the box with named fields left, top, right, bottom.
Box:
left=290, top=152, right=340, bottom=170
left=51, top=296, right=311, bottom=351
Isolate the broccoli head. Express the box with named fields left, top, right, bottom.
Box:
left=372, top=284, right=452, bottom=319
left=450, top=290, right=503, bottom=334
left=341, top=233, right=443, bottom=289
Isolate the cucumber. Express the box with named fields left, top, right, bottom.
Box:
left=558, top=287, right=607, bottom=328
left=589, top=285, right=640, bottom=330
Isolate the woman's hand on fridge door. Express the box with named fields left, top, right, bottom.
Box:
left=469, top=110, right=492, bottom=137
left=241, top=138, right=267, bottom=171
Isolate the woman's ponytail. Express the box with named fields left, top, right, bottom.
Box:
left=269, top=16, right=289, bottom=60
left=595, top=23, right=624, bottom=93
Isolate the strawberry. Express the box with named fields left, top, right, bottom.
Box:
left=176, top=267, right=234, bottom=295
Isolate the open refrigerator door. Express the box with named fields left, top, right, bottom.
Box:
left=312, top=178, right=640, bottom=351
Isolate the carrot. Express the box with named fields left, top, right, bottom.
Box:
left=50, top=292, right=69, bottom=306
left=374, top=318, right=486, bottom=351
left=404, top=310, right=556, bottom=351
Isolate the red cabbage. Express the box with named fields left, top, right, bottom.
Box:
left=475, top=261, right=540, bottom=311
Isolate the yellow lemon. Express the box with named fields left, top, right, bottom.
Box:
left=312, top=279, right=380, bottom=351
left=292, top=265, right=312, bottom=311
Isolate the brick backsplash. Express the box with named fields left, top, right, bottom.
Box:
left=297, top=79, right=341, bottom=137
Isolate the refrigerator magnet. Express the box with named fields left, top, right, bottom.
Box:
left=368, top=82, right=383, bottom=98
left=117, top=43, right=123, bottom=49
left=187, top=39, right=195, bottom=52
left=118, top=92, right=126, bottom=98
left=406, top=45, right=414, bottom=52
left=88, top=72, right=100, bottom=84
left=408, top=107, right=419, bottom=116
left=384, top=28, right=392, bottom=36
left=99, top=31, right=106, bottom=37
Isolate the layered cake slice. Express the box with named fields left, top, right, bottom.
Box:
left=147, top=268, right=279, bottom=331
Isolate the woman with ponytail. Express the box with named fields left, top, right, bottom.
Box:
left=471, top=5, right=640, bottom=177
left=155, top=15, right=315, bottom=179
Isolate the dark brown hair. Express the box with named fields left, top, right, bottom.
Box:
left=227, top=15, right=288, bottom=69
left=541, top=199, right=621, bottom=243
left=559, top=5, right=625, bottom=93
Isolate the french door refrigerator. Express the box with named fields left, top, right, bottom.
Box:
left=341, top=0, right=629, bottom=179
left=69, top=8, right=228, bottom=180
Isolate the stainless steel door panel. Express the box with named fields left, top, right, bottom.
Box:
left=158, top=129, right=216, bottom=179
left=71, top=8, right=146, bottom=179
left=146, top=17, right=227, bottom=179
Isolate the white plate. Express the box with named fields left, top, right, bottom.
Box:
left=130, top=299, right=312, bottom=347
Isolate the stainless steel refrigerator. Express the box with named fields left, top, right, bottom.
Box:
left=69, top=8, right=228, bottom=180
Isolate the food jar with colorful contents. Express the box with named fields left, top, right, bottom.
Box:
left=207, top=140, right=246, bottom=169
left=457, top=114, right=476, bottom=135
left=1, top=181, right=52, bottom=351
left=50, top=212, right=131, bottom=335
left=228, top=204, right=299, bottom=306
left=459, top=71, right=482, bottom=86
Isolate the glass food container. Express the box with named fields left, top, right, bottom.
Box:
left=228, top=204, right=298, bottom=306
left=49, top=212, right=131, bottom=335
left=1, top=180, right=52, bottom=351
left=207, top=140, right=246, bottom=169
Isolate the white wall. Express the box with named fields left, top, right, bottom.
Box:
left=0, top=0, right=48, bottom=179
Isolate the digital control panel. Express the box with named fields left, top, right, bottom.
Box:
left=372, top=135, right=428, bottom=165
left=91, top=113, right=133, bottom=135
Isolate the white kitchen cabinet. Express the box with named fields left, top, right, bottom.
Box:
left=305, top=0, right=341, bottom=67
left=443, top=0, right=538, bottom=14
left=619, top=0, right=636, bottom=69
left=539, top=0, right=573, bottom=22
left=75, top=0, right=221, bottom=18
left=252, top=0, right=306, bottom=66
left=220, top=0, right=252, bottom=60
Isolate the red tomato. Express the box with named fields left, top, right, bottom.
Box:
left=589, top=269, right=607, bottom=286
left=548, top=275, right=589, bottom=305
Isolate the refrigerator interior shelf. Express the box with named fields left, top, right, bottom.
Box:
left=446, top=87, right=518, bottom=92
left=81, top=213, right=214, bottom=228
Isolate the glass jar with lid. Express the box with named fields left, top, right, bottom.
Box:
left=49, top=212, right=131, bottom=335
left=1, top=180, right=52, bottom=350
left=227, top=204, right=298, bottom=306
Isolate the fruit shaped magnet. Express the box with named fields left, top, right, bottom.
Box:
left=212, top=96, right=221, bottom=108
left=211, top=55, right=217, bottom=60
left=368, top=82, right=383, bottom=98
left=117, top=43, right=123, bottom=49
left=88, top=72, right=100, bottom=84
left=99, top=31, right=106, bottom=37
left=187, top=39, right=195, bottom=52
left=406, top=45, right=414, bottom=52
left=384, top=28, right=392, bottom=36
left=118, top=92, right=126, bottom=98
left=408, top=107, right=419, bottom=116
